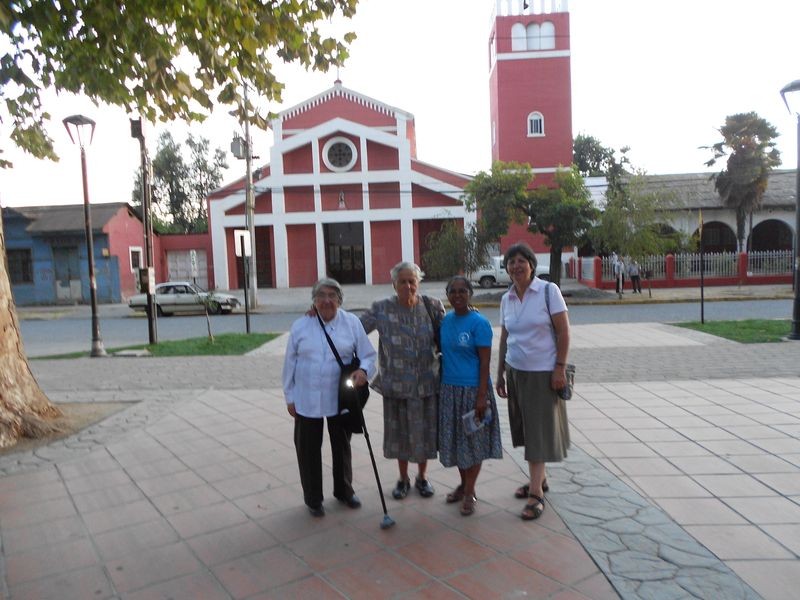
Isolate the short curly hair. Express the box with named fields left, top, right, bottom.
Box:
left=311, top=278, right=343, bottom=305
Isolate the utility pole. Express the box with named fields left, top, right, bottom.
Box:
left=131, top=118, right=158, bottom=344
left=243, top=84, right=258, bottom=308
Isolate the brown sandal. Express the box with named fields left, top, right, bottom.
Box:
left=460, top=495, right=477, bottom=516
left=521, top=494, right=545, bottom=520
left=446, top=484, right=465, bottom=504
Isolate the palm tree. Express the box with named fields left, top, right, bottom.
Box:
left=705, top=112, right=781, bottom=252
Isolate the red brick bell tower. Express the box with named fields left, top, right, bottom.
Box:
left=488, top=0, right=573, bottom=253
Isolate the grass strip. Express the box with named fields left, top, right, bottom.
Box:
left=675, top=319, right=791, bottom=343
left=33, top=332, right=279, bottom=359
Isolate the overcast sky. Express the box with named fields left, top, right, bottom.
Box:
left=1, top=0, right=798, bottom=208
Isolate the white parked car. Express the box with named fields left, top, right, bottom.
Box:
left=469, top=255, right=552, bottom=288
left=128, top=281, right=240, bottom=316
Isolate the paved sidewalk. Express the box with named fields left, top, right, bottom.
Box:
left=3, top=319, right=800, bottom=597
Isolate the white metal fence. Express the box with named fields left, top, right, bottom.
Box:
left=591, top=250, right=793, bottom=281
left=747, top=250, right=794, bottom=275
left=674, top=252, right=737, bottom=278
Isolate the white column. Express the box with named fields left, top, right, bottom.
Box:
left=363, top=218, right=373, bottom=285
left=316, top=221, right=326, bottom=280
left=395, top=115, right=415, bottom=263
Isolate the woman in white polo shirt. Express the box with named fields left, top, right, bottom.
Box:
left=495, top=243, right=571, bottom=521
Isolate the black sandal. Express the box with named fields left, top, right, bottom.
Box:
left=521, top=494, right=545, bottom=520
left=514, top=479, right=548, bottom=499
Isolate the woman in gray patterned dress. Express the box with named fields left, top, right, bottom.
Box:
left=360, top=262, right=445, bottom=500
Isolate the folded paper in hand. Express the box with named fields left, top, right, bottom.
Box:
left=462, top=407, right=493, bottom=435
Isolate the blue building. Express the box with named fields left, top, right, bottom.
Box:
left=4, top=203, right=145, bottom=306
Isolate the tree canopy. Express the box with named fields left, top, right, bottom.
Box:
left=132, top=131, right=227, bottom=233
left=459, top=161, right=597, bottom=286
left=525, top=167, right=598, bottom=285
left=592, top=171, right=687, bottom=260
left=462, top=161, right=533, bottom=240
left=1, top=0, right=358, bottom=166
left=703, top=112, right=781, bottom=251
left=0, top=0, right=359, bottom=448
left=573, top=133, right=615, bottom=177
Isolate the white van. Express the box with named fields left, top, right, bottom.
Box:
left=470, top=254, right=552, bottom=288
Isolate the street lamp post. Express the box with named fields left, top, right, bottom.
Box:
left=780, top=80, right=800, bottom=340
left=63, top=114, right=106, bottom=357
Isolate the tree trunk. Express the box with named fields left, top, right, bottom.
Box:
left=549, top=247, right=564, bottom=288
left=0, top=209, right=62, bottom=448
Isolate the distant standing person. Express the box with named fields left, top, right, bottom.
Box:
left=614, top=256, right=626, bottom=295
left=438, top=276, right=502, bottom=516
left=360, top=262, right=445, bottom=500
left=628, top=260, right=642, bottom=294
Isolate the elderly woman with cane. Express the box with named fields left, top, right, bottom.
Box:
left=283, top=278, right=376, bottom=517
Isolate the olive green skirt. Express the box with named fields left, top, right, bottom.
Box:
left=506, top=368, right=570, bottom=462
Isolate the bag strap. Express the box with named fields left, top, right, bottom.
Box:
left=421, top=295, right=438, bottom=328
left=544, top=282, right=558, bottom=346
left=315, top=308, right=345, bottom=370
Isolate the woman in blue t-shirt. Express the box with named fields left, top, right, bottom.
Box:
left=438, top=276, right=503, bottom=516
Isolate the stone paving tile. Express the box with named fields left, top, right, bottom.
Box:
left=684, top=525, right=794, bottom=560
left=8, top=565, right=115, bottom=600
left=655, top=498, right=748, bottom=526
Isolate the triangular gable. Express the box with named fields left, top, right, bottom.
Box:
left=277, top=82, right=413, bottom=133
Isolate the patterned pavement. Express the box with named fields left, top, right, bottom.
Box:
left=3, top=285, right=800, bottom=598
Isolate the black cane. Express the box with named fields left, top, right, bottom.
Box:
left=359, top=408, right=395, bottom=529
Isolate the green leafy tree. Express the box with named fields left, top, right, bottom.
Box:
left=703, top=112, right=782, bottom=251
left=422, top=221, right=487, bottom=279
left=573, top=134, right=615, bottom=177
left=524, top=166, right=598, bottom=286
left=463, top=161, right=533, bottom=240
left=1, top=0, right=357, bottom=166
left=0, top=0, right=358, bottom=448
left=132, top=132, right=227, bottom=233
left=186, top=135, right=228, bottom=228
left=593, top=171, right=680, bottom=260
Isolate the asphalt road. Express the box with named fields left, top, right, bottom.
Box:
left=19, top=298, right=794, bottom=358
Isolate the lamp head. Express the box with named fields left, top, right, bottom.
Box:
left=780, top=79, right=800, bottom=114
left=63, top=114, right=96, bottom=146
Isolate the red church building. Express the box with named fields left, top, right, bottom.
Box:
left=208, top=0, right=573, bottom=289
left=209, top=83, right=473, bottom=288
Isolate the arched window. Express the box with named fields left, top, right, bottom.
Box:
left=527, top=112, right=544, bottom=137
left=511, top=23, right=526, bottom=51
left=526, top=23, right=541, bottom=50
left=540, top=21, right=555, bottom=49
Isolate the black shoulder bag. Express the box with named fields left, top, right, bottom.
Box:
left=315, top=310, right=369, bottom=434
left=544, top=282, right=576, bottom=400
